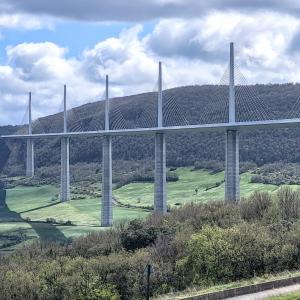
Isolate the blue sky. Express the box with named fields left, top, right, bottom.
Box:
left=1, top=0, right=300, bottom=125
left=0, top=21, right=156, bottom=60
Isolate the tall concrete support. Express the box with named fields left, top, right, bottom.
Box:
left=225, top=42, right=240, bottom=202
left=225, top=130, right=239, bottom=201
left=60, top=137, right=70, bottom=201
left=26, top=139, right=34, bottom=177
left=26, top=92, right=34, bottom=177
left=154, top=133, right=167, bottom=213
left=60, top=85, right=70, bottom=201
left=101, top=135, right=112, bottom=226
left=101, top=75, right=113, bottom=226
left=154, top=62, right=167, bottom=214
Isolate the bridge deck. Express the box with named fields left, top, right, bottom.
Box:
left=2, top=118, right=300, bottom=139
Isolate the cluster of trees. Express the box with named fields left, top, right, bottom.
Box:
left=2, top=188, right=300, bottom=299
left=251, top=162, right=300, bottom=185
left=3, top=84, right=300, bottom=176
left=3, top=161, right=178, bottom=193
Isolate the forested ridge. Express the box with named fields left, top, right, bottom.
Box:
left=2, top=83, right=300, bottom=175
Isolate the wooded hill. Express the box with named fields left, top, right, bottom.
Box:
left=2, top=83, right=300, bottom=175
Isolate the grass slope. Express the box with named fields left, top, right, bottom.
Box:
left=0, top=185, right=149, bottom=252
left=114, top=167, right=287, bottom=207
left=1, top=167, right=299, bottom=252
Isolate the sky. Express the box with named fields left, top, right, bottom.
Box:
left=1, top=0, right=300, bottom=125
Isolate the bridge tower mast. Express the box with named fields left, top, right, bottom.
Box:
left=101, top=75, right=113, bottom=226
left=225, top=42, right=240, bottom=202
left=60, top=84, right=70, bottom=201
left=154, top=62, right=167, bottom=214
left=26, top=92, right=34, bottom=177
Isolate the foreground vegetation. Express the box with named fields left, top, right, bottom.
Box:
left=2, top=187, right=300, bottom=299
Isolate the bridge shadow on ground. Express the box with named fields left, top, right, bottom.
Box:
left=0, top=192, right=68, bottom=244
left=19, top=201, right=61, bottom=214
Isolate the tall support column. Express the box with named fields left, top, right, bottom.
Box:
left=154, top=133, right=166, bottom=213
left=101, top=135, right=112, bottom=226
left=101, top=75, right=113, bottom=226
left=154, top=62, right=167, bottom=214
left=26, top=139, right=34, bottom=177
left=225, top=130, right=239, bottom=201
left=26, top=92, right=34, bottom=177
left=60, top=137, right=70, bottom=201
left=60, top=85, right=70, bottom=201
left=225, top=42, right=240, bottom=202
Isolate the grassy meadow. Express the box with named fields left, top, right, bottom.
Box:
left=0, top=167, right=299, bottom=252
left=114, top=167, right=291, bottom=207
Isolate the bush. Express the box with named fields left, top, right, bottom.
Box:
left=240, top=191, right=272, bottom=221
left=46, top=218, right=57, bottom=224
left=277, top=187, right=300, bottom=221
left=120, top=219, right=174, bottom=251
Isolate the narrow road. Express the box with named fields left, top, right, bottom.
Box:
left=227, top=283, right=300, bottom=299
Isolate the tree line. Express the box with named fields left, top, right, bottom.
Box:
left=2, top=84, right=300, bottom=176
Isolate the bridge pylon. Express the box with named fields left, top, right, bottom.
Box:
left=225, top=42, right=240, bottom=202
left=60, top=85, right=70, bottom=201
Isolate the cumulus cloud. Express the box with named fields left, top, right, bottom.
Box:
left=2, top=11, right=300, bottom=125
left=0, top=42, right=104, bottom=125
left=0, top=13, right=52, bottom=30
left=146, top=12, right=300, bottom=72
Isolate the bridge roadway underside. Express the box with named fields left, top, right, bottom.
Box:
left=4, top=119, right=300, bottom=140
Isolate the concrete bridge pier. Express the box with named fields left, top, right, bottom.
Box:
left=26, top=139, right=34, bottom=177
left=26, top=92, right=34, bottom=177
left=60, top=137, right=70, bottom=201
left=60, top=85, right=70, bottom=202
left=225, top=130, right=240, bottom=201
left=101, top=135, right=112, bottom=227
left=154, top=132, right=167, bottom=214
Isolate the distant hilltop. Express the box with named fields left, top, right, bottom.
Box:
left=1, top=83, right=300, bottom=175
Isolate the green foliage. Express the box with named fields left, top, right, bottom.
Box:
left=178, top=222, right=300, bottom=286
left=3, top=189, right=300, bottom=299
left=240, top=191, right=272, bottom=221
left=277, top=187, right=300, bottom=221
left=120, top=219, right=174, bottom=251
left=251, top=163, right=300, bottom=185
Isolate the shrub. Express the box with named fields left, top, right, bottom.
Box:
left=277, top=187, right=300, bottom=221
left=240, top=191, right=272, bottom=221
left=120, top=219, right=174, bottom=251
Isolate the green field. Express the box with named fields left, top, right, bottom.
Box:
left=114, top=167, right=292, bottom=207
left=0, top=167, right=299, bottom=252
left=0, top=184, right=149, bottom=252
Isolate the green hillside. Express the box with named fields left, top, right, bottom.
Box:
left=114, top=167, right=284, bottom=207
left=3, top=84, right=300, bottom=178
left=1, top=167, right=299, bottom=253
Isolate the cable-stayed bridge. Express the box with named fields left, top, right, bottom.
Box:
left=3, top=42, right=300, bottom=226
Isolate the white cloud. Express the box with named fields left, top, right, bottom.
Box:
left=0, top=13, right=52, bottom=30
left=146, top=12, right=300, bottom=83
left=2, top=11, right=300, bottom=125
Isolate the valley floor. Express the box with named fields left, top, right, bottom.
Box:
left=0, top=167, right=298, bottom=252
